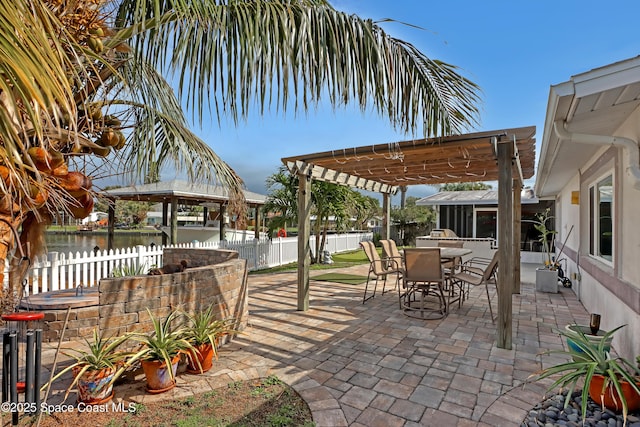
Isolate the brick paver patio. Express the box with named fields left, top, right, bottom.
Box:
left=40, top=263, right=591, bottom=426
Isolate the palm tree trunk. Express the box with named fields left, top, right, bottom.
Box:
left=0, top=214, right=24, bottom=308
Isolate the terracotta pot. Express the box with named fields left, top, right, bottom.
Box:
left=141, top=355, right=180, bottom=394
left=72, top=365, right=116, bottom=404
left=186, top=343, right=215, bottom=374
left=588, top=374, right=640, bottom=413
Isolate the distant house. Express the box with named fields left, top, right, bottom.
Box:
left=535, top=56, right=640, bottom=360
left=416, top=189, right=552, bottom=261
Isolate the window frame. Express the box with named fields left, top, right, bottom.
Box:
left=588, top=172, right=614, bottom=266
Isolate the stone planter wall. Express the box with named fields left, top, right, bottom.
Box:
left=38, top=249, right=248, bottom=342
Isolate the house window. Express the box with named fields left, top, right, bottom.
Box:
left=588, top=174, right=613, bottom=262
left=474, top=208, right=498, bottom=239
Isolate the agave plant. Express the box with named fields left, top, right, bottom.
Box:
left=44, top=329, right=133, bottom=401
left=531, top=325, right=640, bottom=424
left=128, top=308, right=196, bottom=381
left=110, top=262, right=150, bottom=278
left=181, top=304, right=239, bottom=359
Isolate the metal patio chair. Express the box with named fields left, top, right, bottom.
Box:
left=360, top=241, right=403, bottom=304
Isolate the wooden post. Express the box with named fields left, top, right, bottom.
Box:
left=497, top=140, right=514, bottom=349
left=254, top=206, right=261, bottom=239
left=162, top=200, right=169, bottom=246
left=297, top=172, right=311, bottom=311
left=382, top=193, right=390, bottom=240
left=170, top=197, right=178, bottom=245
left=107, top=201, right=115, bottom=251
left=220, top=204, right=226, bottom=241
left=513, top=178, right=522, bottom=294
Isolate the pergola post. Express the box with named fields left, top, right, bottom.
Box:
left=382, top=193, right=390, bottom=240
left=497, top=139, right=514, bottom=349
left=297, top=172, right=312, bottom=311
left=513, top=178, right=522, bottom=294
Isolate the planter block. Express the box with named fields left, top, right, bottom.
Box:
left=536, top=268, right=558, bottom=293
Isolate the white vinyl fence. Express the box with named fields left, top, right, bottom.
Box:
left=20, top=232, right=372, bottom=295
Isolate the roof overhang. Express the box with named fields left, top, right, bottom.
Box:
left=535, top=56, right=640, bottom=197
left=416, top=190, right=539, bottom=206
left=282, top=127, right=536, bottom=193
left=103, top=180, right=267, bottom=206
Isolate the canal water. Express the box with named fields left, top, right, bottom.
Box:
left=45, top=232, right=163, bottom=255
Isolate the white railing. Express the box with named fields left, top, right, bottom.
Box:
left=21, top=232, right=372, bottom=295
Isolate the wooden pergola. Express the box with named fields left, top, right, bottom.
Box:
left=281, top=126, right=536, bottom=349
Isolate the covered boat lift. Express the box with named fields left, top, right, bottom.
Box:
left=103, top=180, right=266, bottom=247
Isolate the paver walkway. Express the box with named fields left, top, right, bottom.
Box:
left=41, top=263, right=591, bottom=426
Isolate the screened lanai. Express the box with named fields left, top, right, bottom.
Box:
left=281, top=126, right=536, bottom=349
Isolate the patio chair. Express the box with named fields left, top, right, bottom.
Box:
left=402, top=248, right=447, bottom=319
left=360, top=241, right=403, bottom=304
left=438, top=240, right=464, bottom=276
left=380, top=239, right=404, bottom=268
left=449, top=250, right=499, bottom=322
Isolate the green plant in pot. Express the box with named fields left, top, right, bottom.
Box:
left=45, top=329, right=132, bottom=404
left=533, top=208, right=560, bottom=292
left=181, top=304, right=239, bottom=374
left=129, top=309, right=196, bottom=394
left=531, top=325, right=640, bottom=424
left=533, top=208, right=557, bottom=268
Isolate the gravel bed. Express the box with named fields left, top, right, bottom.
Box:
left=521, top=390, right=640, bottom=427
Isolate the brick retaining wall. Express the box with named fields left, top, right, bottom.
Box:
left=39, top=249, right=248, bottom=342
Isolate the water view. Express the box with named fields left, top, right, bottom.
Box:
left=45, top=231, right=163, bottom=255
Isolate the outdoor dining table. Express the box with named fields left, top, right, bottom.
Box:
left=401, top=247, right=474, bottom=319
left=435, top=247, right=473, bottom=261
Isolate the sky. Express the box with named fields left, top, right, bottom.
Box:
left=159, top=1, right=640, bottom=204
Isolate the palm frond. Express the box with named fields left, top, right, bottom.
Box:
left=114, top=0, right=480, bottom=137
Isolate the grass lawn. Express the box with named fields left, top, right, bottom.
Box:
left=249, top=247, right=384, bottom=275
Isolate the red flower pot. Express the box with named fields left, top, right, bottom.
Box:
left=141, top=355, right=180, bottom=394
left=186, top=343, right=215, bottom=374
left=588, top=374, right=640, bottom=413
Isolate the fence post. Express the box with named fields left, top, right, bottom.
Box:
left=48, top=252, right=60, bottom=295
left=136, top=245, right=146, bottom=271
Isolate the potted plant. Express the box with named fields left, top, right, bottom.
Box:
left=129, top=309, right=196, bottom=393
left=533, top=208, right=558, bottom=292
left=564, top=323, right=612, bottom=360
left=181, top=305, right=239, bottom=374
left=45, top=329, right=132, bottom=404
left=531, top=325, right=640, bottom=424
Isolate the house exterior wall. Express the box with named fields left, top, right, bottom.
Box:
left=553, top=111, right=640, bottom=360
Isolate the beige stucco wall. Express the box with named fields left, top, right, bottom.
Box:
left=550, top=109, right=640, bottom=360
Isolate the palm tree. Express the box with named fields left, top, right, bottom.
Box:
left=0, top=0, right=480, bottom=302
left=263, top=166, right=300, bottom=235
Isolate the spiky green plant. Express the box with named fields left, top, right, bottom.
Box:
left=128, top=308, right=196, bottom=381
left=181, top=304, right=239, bottom=360
left=43, top=328, right=133, bottom=399
left=531, top=325, right=640, bottom=425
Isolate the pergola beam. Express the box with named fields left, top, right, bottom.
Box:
left=285, top=160, right=397, bottom=194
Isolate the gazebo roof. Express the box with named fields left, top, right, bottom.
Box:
left=282, top=126, right=536, bottom=193
left=103, top=180, right=267, bottom=206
